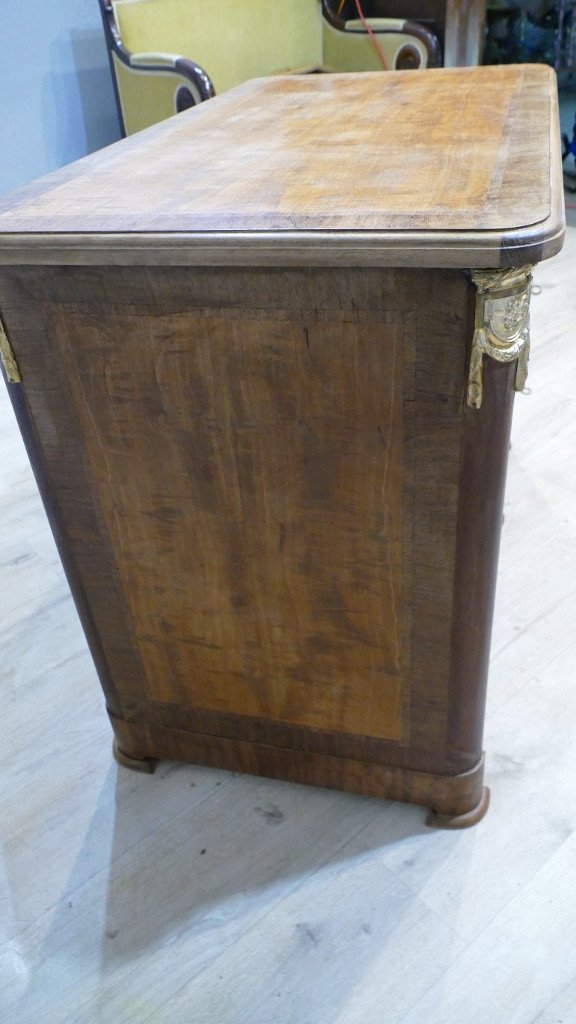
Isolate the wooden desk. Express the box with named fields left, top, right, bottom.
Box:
left=0, top=66, right=563, bottom=827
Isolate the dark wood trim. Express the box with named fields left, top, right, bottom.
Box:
left=120, top=698, right=465, bottom=776
left=0, top=269, right=155, bottom=724
left=0, top=359, right=126, bottom=719
left=447, top=355, right=516, bottom=759
left=500, top=234, right=546, bottom=270
left=109, top=712, right=488, bottom=825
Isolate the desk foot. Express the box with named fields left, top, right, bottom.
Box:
left=113, top=738, right=156, bottom=774
left=426, top=786, right=490, bottom=830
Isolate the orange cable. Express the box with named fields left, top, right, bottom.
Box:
left=352, top=0, right=390, bottom=70
left=334, top=0, right=390, bottom=71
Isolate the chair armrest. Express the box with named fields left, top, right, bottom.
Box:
left=401, top=20, right=442, bottom=68
left=342, top=18, right=442, bottom=68
left=113, top=53, right=215, bottom=135
left=98, top=0, right=214, bottom=136
left=322, top=7, right=442, bottom=71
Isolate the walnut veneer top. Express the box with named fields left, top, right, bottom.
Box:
left=0, top=65, right=563, bottom=267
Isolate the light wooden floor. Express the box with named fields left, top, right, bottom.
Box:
left=1, top=217, right=576, bottom=1024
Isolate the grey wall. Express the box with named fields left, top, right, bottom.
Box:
left=0, top=0, right=121, bottom=196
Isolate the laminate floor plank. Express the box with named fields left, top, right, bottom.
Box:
left=397, top=832, right=576, bottom=1024
left=136, top=816, right=466, bottom=1024
left=0, top=782, right=395, bottom=1024
left=530, top=973, right=576, bottom=1023
left=381, top=654, right=576, bottom=943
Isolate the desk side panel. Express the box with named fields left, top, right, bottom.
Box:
left=0, top=266, right=503, bottom=793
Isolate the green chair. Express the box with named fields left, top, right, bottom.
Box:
left=99, top=0, right=443, bottom=136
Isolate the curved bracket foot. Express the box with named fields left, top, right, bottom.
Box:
left=426, top=786, right=490, bottom=830
left=113, top=738, right=156, bottom=774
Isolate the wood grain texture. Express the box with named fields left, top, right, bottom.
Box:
left=109, top=712, right=487, bottom=819
left=0, top=66, right=563, bottom=267
left=448, top=356, right=516, bottom=756
left=57, top=285, right=406, bottom=743
left=0, top=263, right=518, bottom=820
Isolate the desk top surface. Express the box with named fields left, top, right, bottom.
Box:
left=0, top=65, right=564, bottom=268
